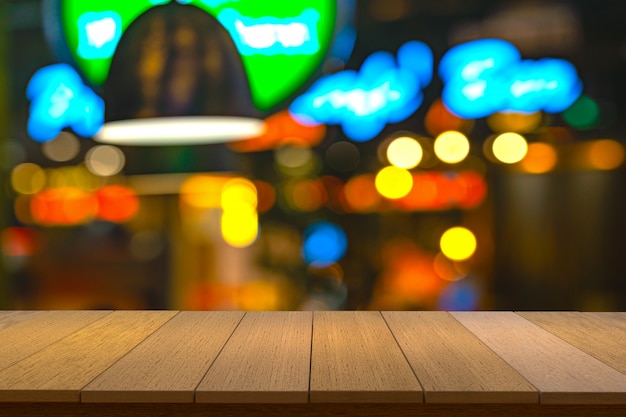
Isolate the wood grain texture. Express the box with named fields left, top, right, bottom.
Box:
left=451, top=312, right=626, bottom=404
left=0, top=310, right=111, bottom=372
left=517, top=312, right=626, bottom=375
left=0, top=310, right=177, bottom=402
left=383, top=311, right=537, bottom=404
left=0, top=311, right=45, bottom=331
left=310, top=311, right=422, bottom=403
left=195, top=311, right=312, bottom=404
left=2, top=403, right=626, bottom=417
left=82, top=311, right=244, bottom=403
left=586, top=313, right=626, bottom=332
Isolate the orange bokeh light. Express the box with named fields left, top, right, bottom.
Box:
left=31, top=187, right=98, bottom=226
left=229, top=110, right=326, bottom=152
left=96, top=185, right=140, bottom=223
left=343, top=174, right=380, bottom=212
left=253, top=180, right=276, bottom=213
left=425, top=99, right=473, bottom=137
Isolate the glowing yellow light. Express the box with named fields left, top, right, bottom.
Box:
left=221, top=210, right=258, bottom=248
left=221, top=178, right=257, bottom=211
left=588, top=139, right=624, bottom=170
left=520, top=143, right=558, bottom=174
left=11, top=163, right=46, bottom=195
left=386, top=137, right=423, bottom=169
left=492, top=132, right=528, bottom=164
left=180, top=175, right=230, bottom=208
left=434, top=131, right=470, bottom=164
left=440, top=227, right=477, bottom=261
left=375, top=166, right=413, bottom=199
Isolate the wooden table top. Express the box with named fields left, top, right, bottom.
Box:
left=0, top=310, right=625, bottom=417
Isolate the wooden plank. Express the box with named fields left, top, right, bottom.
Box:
left=0, top=310, right=177, bottom=402
left=0, top=311, right=45, bottom=331
left=2, top=403, right=626, bottom=417
left=586, top=312, right=626, bottom=332
left=82, top=311, right=244, bottom=403
left=196, top=311, right=312, bottom=403
left=310, top=311, right=422, bottom=403
left=0, top=310, right=111, bottom=372
left=383, top=311, right=537, bottom=403
left=451, top=311, right=626, bottom=404
left=518, top=312, right=626, bottom=375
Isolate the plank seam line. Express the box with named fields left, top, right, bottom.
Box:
left=447, top=312, right=541, bottom=404
left=78, top=310, right=182, bottom=403
left=0, top=310, right=116, bottom=376
left=308, top=312, right=314, bottom=404
left=191, top=311, right=247, bottom=403
left=513, top=312, right=626, bottom=380
left=379, top=311, right=425, bottom=403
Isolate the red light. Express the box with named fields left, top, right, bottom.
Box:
left=96, top=185, right=139, bottom=223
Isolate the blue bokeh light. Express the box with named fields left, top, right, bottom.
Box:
left=437, top=280, right=479, bottom=311
left=290, top=41, right=433, bottom=142
left=302, top=222, right=348, bottom=266
left=77, top=11, right=123, bottom=60
left=439, top=38, right=583, bottom=119
left=26, top=64, right=104, bottom=143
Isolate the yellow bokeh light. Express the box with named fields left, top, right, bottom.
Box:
left=221, top=210, right=258, bottom=248
left=588, top=139, right=624, bottom=170
left=487, top=111, right=542, bottom=133
left=11, top=163, right=46, bottom=195
left=221, top=178, right=257, bottom=211
left=375, top=166, right=413, bottom=199
left=434, top=131, right=470, bottom=164
left=520, top=143, right=558, bottom=174
left=440, top=227, right=477, bottom=261
left=180, top=175, right=230, bottom=208
left=387, top=137, right=423, bottom=169
left=492, top=132, right=528, bottom=164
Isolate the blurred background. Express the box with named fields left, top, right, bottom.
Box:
left=1, top=0, right=625, bottom=311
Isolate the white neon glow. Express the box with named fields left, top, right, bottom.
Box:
left=219, top=8, right=320, bottom=56
left=94, top=116, right=265, bottom=146
left=86, top=17, right=117, bottom=48
left=312, top=82, right=401, bottom=117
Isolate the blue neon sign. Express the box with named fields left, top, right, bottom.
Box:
left=439, top=39, right=582, bottom=119
left=290, top=41, right=433, bottom=142
left=218, top=8, right=321, bottom=56
left=26, top=64, right=104, bottom=143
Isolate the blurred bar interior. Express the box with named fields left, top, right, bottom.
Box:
left=1, top=0, right=625, bottom=311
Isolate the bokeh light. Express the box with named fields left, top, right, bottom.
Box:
left=11, top=163, right=46, bottom=195
left=221, top=178, right=259, bottom=248
left=275, top=145, right=316, bottom=176
left=302, top=222, right=348, bottom=266
left=520, top=142, right=558, bottom=174
left=42, top=132, right=80, bottom=162
left=96, top=185, right=139, bottom=223
left=31, top=187, right=98, bottom=226
left=440, top=227, right=477, bottom=261
left=180, top=175, right=229, bottom=209
left=425, top=99, right=472, bottom=137
left=562, top=95, right=600, bottom=129
left=434, top=131, right=470, bottom=164
left=437, top=280, right=479, bottom=311
left=253, top=180, right=276, bottom=213
left=433, top=252, right=464, bottom=282
left=375, top=166, right=413, bottom=199
left=290, top=179, right=327, bottom=212
left=587, top=139, right=624, bottom=170
left=492, top=132, right=528, bottom=164
left=487, top=111, right=542, bottom=133
left=85, top=145, right=125, bottom=176
left=387, top=136, right=423, bottom=169
left=325, top=141, right=360, bottom=173
left=343, top=174, right=380, bottom=212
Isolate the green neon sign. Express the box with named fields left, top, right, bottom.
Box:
left=57, top=0, right=339, bottom=111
